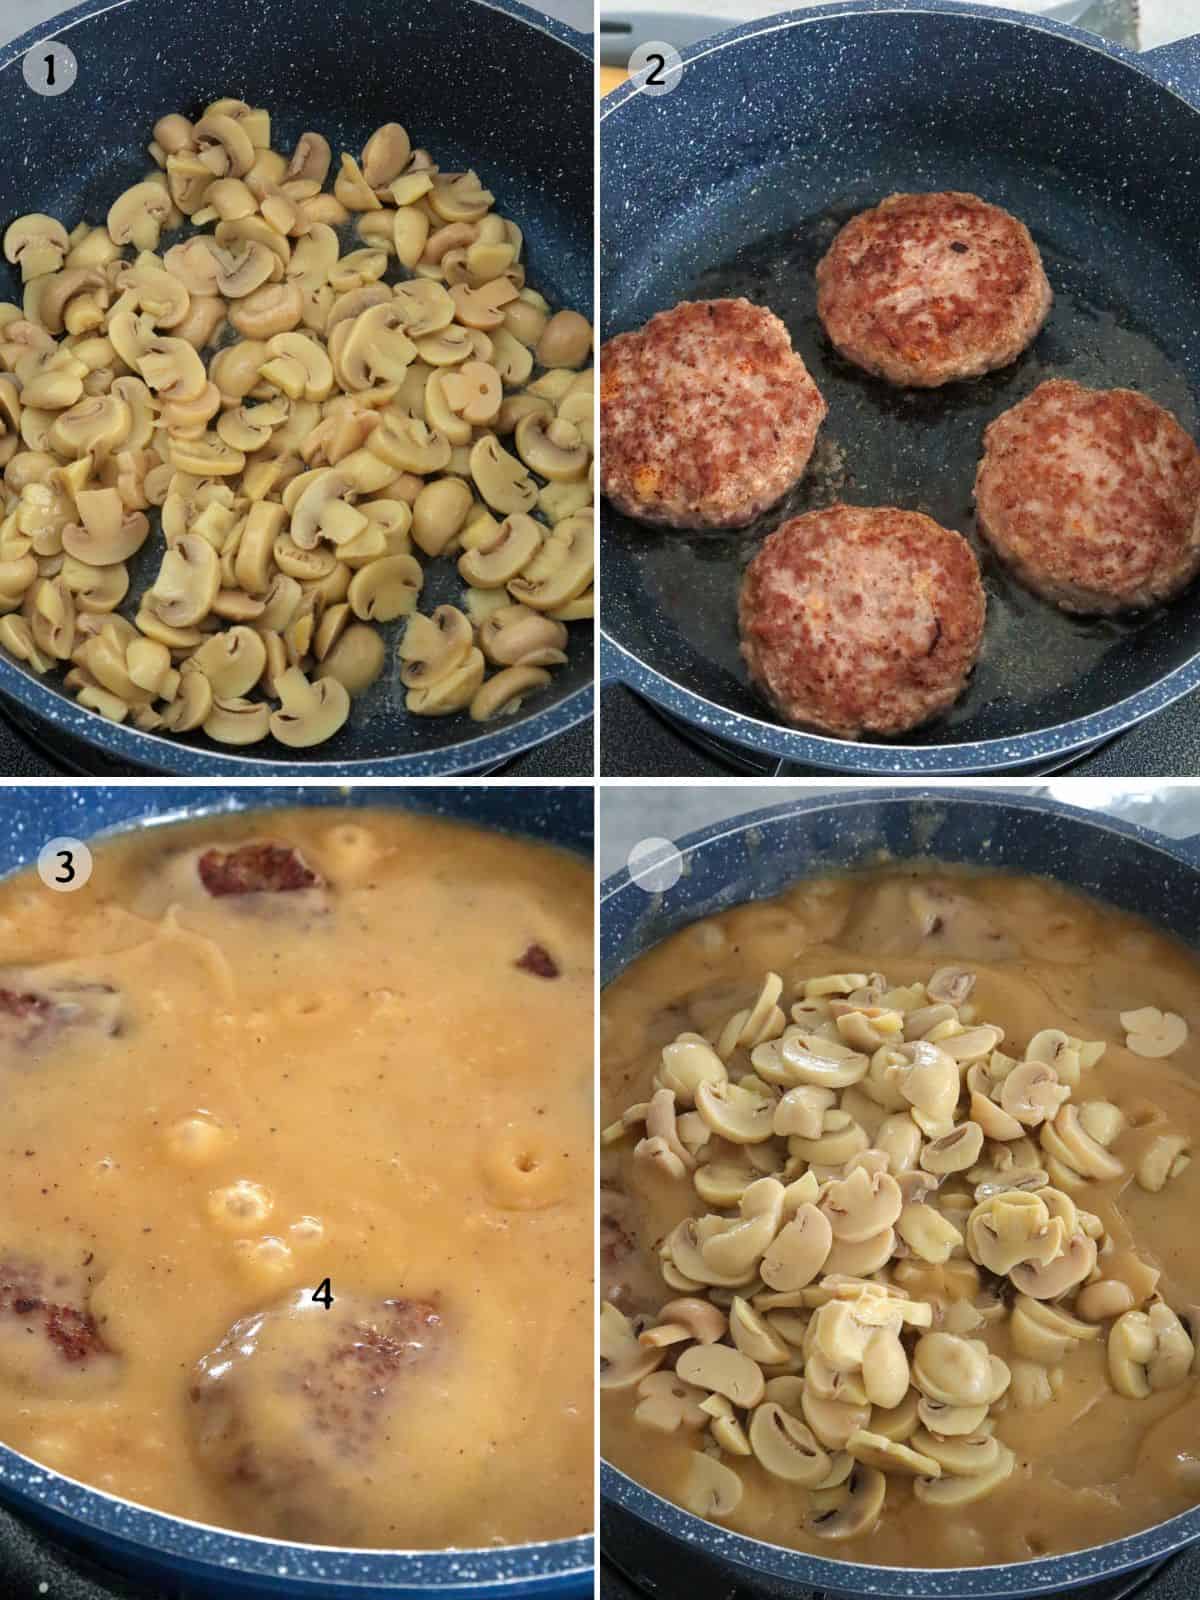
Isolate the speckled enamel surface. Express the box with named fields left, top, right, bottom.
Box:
left=600, top=786, right=1200, bottom=1594
left=0, top=0, right=591, bottom=776
left=599, top=1, right=1200, bottom=774
left=0, top=786, right=592, bottom=1597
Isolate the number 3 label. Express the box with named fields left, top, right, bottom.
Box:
left=22, top=41, right=78, bottom=98
left=37, top=836, right=92, bottom=892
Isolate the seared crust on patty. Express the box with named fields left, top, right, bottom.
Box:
left=600, top=297, right=827, bottom=529
left=816, top=192, right=1052, bottom=389
left=738, top=504, right=986, bottom=738
left=975, top=379, right=1200, bottom=614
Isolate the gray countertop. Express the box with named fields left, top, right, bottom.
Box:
left=0, top=0, right=591, bottom=47
left=599, top=776, right=1200, bottom=876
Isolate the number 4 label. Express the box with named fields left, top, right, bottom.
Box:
left=312, top=1278, right=334, bottom=1310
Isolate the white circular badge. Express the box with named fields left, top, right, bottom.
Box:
left=38, top=836, right=92, bottom=892
left=23, top=41, right=78, bottom=97
left=627, top=835, right=683, bottom=893
left=627, top=40, right=684, bottom=97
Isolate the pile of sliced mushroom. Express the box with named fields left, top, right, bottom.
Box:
left=0, top=102, right=593, bottom=745
left=601, top=966, right=1195, bottom=1538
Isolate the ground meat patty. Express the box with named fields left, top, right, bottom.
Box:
left=816, top=192, right=1052, bottom=388
left=190, top=1289, right=442, bottom=1543
left=0, top=974, right=121, bottom=1061
left=738, top=504, right=986, bottom=738
left=975, top=378, right=1200, bottom=613
left=600, top=297, right=827, bottom=529
left=198, top=841, right=322, bottom=897
left=0, top=1245, right=119, bottom=1394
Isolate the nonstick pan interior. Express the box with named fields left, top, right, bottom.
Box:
left=0, top=0, right=592, bottom=772
left=600, top=4, right=1200, bottom=760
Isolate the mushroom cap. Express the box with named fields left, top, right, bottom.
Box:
left=912, top=1332, right=993, bottom=1407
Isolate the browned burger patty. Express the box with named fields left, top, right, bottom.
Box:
left=738, top=504, right=986, bottom=738
left=191, top=1289, right=443, bottom=1543
left=600, top=297, right=827, bottom=529
left=816, top=192, right=1052, bottom=388
left=975, top=379, right=1200, bottom=614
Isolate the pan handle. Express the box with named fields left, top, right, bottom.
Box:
left=1139, top=35, right=1200, bottom=107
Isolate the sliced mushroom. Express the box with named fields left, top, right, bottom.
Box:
left=470, top=433, right=536, bottom=516
left=469, top=664, right=551, bottom=721
left=675, top=1342, right=765, bottom=1409
left=846, top=1428, right=940, bottom=1479
left=682, top=1450, right=742, bottom=1520
left=600, top=1302, right=663, bottom=1391
left=367, top=414, right=452, bottom=477
left=926, top=966, right=975, bottom=1005
left=756, top=1033, right=869, bottom=1092
left=107, top=183, right=173, bottom=251
left=1009, top=1228, right=1096, bottom=1300
left=965, top=1190, right=1058, bottom=1276
left=1041, top=1104, right=1125, bottom=1182
left=535, top=309, right=592, bottom=370
left=921, top=1122, right=985, bottom=1176
left=694, top=1079, right=775, bottom=1145
left=63, top=491, right=150, bottom=567
left=514, top=411, right=590, bottom=483
left=807, top=1463, right=886, bottom=1540
left=1136, top=1132, right=1190, bottom=1193
left=440, top=359, right=503, bottom=427
left=655, top=1035, right=726, bottom=1110
left=188, top=625, right=267, bottom=700
left=347, top=554, right=423, bottom=623
left=361, top=122, right=412, bottom=190
left=203, top=695, right=270, bottom=745
left=896, top=1041, right=960, bottom=1133
left=411, top=477, right=473, bottom=557
left=911, top=1332, right=993, bottom=1407
left=1109, top=1302, right=1195, bottom=1397
left=1120, top=1006, right=1188, bottom=1058
left=747, top=1402, right=831, bottom=1485
left=914, top=1442, right=1015, bottom=1507
left=818, top=1165, right=903, bottom=1243
left=4, top=213, right=70, bottom=281
left=895, top=1202, right=961, bottom=1266
left=146, top=534, right=220, bottom=627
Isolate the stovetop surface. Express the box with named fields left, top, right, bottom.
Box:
left=600, top=1531, right=1200, bottom=1600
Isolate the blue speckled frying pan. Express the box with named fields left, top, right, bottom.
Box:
left=0, top=0, right=591, bottom=776
left=600, top=1, right=1200, bottom=774
left=601, top=785, right=1200, bottom=1597
left=0, top=783, right=593, bottom=1598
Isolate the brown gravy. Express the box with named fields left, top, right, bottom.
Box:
left=601, top=866, right=1200, bottom=1568
left=0, top=807, right=593, bottom=1550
